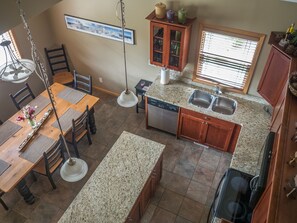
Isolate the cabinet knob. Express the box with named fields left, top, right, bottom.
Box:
left=204, top=116, right=209, bottom=120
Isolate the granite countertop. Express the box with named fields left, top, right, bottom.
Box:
left=145, top=77, right=271, bottom=175
left=58, top=131, right=165, bottom=223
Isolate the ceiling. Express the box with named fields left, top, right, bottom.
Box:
left=0, top=0, right=61, bottom=34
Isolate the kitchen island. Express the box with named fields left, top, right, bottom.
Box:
left=145, top=77, right=271, bottom=176
left=58, top=131, right=165, bottom=223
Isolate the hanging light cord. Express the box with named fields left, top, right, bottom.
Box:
left=117, top=0, right=129, bottom=94
left=17, top=0, right=75, bottom=164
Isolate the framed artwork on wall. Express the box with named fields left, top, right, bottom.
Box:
left=64, top=14, right=135, bottom=45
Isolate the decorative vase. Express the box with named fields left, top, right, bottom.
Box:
left=178, top=8, right=187, bottom=24
left=155, top=2, right=166, bottom=19
left=166, top=10, right=175, bottom=23
left=28, top=118, right=36, bottom=129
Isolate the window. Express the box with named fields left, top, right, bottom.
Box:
left=193, top=23, right=265, bottom=93
left=0, top=31, right=21, bottom=65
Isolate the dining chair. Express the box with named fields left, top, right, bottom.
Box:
left=44, top=44, right=73, bottom=86
left=65, top=106, right=92, bottom=158
left=9, top=82, right=35, bottom=110
left=32, top=135, right=65, bottom=189
left=0, top=120, right=3, bottom=125
left=73, top=70, right=93, bottom=95
left=0, top=191, right=8, bottom=210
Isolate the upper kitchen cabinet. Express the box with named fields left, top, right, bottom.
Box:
left=257, top=45, right=294, bottom=107
left=146, top=11, right=196, bottom=71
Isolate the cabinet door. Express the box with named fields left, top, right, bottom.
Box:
left=126, top=200, right=141, bottom=223
left=167, top=27, right=184, bottom=70
left=257, top=46, right=291, bottom=106
left=150, top=22, right=167, bottom=67
left=140, top=177, right=152, bottom=216
left=178, top=113, right=205, bottom=142
left=204, top=119, right=235, bottom=152
left=251, top=184, right=272, bottom=223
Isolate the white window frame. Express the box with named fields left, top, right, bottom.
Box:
left=193, top=23, right=265, bottom=94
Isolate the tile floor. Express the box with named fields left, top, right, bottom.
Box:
left=0, top=89, right=232, bottom=223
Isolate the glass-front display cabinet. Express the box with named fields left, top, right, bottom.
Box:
left=147, top=11, right=196, bottom=71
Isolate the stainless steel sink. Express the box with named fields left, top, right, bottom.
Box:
left=211, top=97, right=237, bottom=115
left=189, top=90, right=213, bottom=108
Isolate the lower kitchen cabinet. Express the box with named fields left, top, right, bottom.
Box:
left=126, top=200, right=141, bottom=223
left=125, top=155, right=163, bottom=223
left=178, top=108, right=236, bottom=152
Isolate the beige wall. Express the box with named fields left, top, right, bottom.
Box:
left=44, top=0, right=297, bottom=96
left=1, top=0, right=297, bottom=120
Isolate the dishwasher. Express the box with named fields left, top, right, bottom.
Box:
left=147, top=97, right=179, bottom=135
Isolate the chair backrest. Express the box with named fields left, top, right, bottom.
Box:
left=9, top=83, right=35, bottom=110
left=71, top=106, right=90, bottom=139
left=44, top=44, right=70, bottom=76
left=43, top=135, right=65, bottom=174
left=73, top=70, right=92, bottom=95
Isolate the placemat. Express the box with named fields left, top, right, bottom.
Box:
left=28, top=95, right=50, bottom=115
left=0, top=159, right=11, bottom=176
left=0, top=120, right=22, bottom=146
left=51, top=108, right=82, bottom=131
left=19, top=134, right=56, bottom=163
left=57, top=87, right=86, bottom=104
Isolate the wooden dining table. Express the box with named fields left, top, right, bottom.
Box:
left=0, top=83, right=99, bottom=204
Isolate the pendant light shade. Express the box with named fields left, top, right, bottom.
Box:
left=60, top=158, right=88, bottom=182
left=117, top=89, right=138, bottom=107
left=116, top=0, right=138, bottom=108
left=0, top=39, right=35, bottom=83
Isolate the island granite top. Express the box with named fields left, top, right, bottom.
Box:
left=58, top=131, right=165, bottom=223
left=145, top=77, right=271, bottom=175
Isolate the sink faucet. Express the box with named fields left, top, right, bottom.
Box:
left=214, top=85, right=222, bottom=95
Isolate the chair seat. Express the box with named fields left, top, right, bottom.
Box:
left=33, top=157, right=63, bottom=175
left=53, top=72, right=73, bottom=85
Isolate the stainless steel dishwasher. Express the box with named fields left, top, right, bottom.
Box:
left=147, top=97, right=179, bottom=135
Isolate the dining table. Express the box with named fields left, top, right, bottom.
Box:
left=0, top=83, right=99, bottom=204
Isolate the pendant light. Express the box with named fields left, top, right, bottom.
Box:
left=116, top=0, right=138, bottom=107
left=0, top=37, right=35, bottom=83
left=14, top=0, right=88, bottom=182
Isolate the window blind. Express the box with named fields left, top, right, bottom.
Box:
left=0, top=31, right=20, bottom=66
left=196, top=31, right=258, bottom=89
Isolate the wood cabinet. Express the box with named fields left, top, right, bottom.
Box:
left=257, top=46, right=291, bottom=106
left=146, top=11, right=195, bottom=71
left=125, top=155, right=163, bottom=223
left=178, top=108, right=237, bottom=152
left=251, top=43, right=297, bottom=223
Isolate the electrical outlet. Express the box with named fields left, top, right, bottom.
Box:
left=99, top=77, right=103, bottom=83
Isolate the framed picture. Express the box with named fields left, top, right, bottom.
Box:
left=64, top=14, right=135, bottom=45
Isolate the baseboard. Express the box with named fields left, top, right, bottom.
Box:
left=93, top=85, right=119, bottom=97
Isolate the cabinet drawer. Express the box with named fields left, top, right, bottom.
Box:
left=180, top=108, right=234, bottom=128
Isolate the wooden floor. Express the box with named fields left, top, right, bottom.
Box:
left=0, top=89, right=231, bottom=223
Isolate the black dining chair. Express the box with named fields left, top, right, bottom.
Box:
left=65, top=106, right=92, bottom=158
left=0, top=120, right=3, bottom=125
left=9, top=83, right=35, bottom=110
left=0, top=191, right=8, bottom=210
left=73, top=70, right=92, bottom=95
left=32, top=135, right=65, bottom=189
left=44, top=44, right=73, bottom=85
